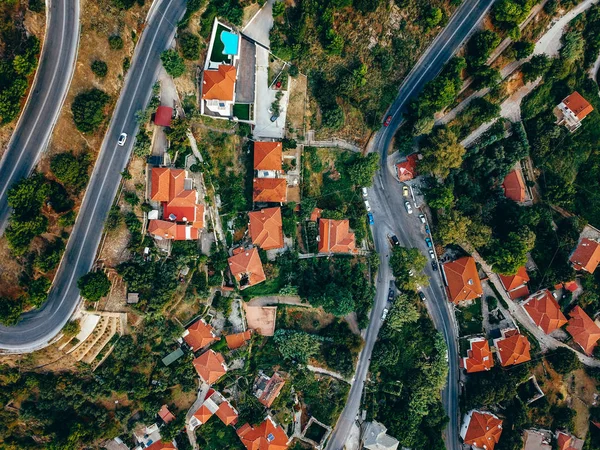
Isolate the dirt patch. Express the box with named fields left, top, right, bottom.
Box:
left=243, top=303, right=277, bottom=336
left=277, top=306, right=335, bottom=333
left=287, top=75, right=307, bottom=137
left=242, top=2, right=261, bottom=27
left=0, top=238, right=25, bottom=299
left=0, top=342, right=79, bottom=372
left=169, top=384, right=198, bottom=413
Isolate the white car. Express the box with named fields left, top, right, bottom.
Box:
left=419, top=214, right=426, bottom=224
left=404, top=201, right=413, bottom=214
left=361, top=187, right=368, bottom=198
left=381, top=308, right=389, bottom=320
left=118, top=133, right=127, bottom=146
left=364, top=200, right=372, bottom=212
left=429, top=249, right=435, bottom=259
left=402, top=185, right=409, bottom=197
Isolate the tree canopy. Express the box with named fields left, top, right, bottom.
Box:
left=71, top=88, right=110, bottom=133
left=273, top=329, right=322, bottom=363
left=419, top=127, right=465, bottom=179
left=160, top=49, right=186, bottom=78
left=77, top=270, right=111, bottom=302
left=347, top=153, right=380, bottom=187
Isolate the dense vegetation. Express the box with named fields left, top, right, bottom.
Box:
left=71, top=88, right=110, bottom=133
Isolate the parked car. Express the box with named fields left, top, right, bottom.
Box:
left=404, top=201, right=413, bottom=214
left=362, top=187, right=368, bottom=198
left=402, top=186, right=409, bottom=197
left=270, top=114, right=279, bottom=122
left=381, top=308, right=389, bottom=320
left=431, top=261, right=438, bottom=271
left=418, top=291, right=426, bottom=301
left=383, top=115, right=392, bottom=127
left=388, top=289, right=395, bottom=302
left=419, top=214, right=426, bottom=223
left=364, top=200, right=372, bottom=212
left=428, top=249, right=435, bottom=259
left=388, top=234, right=400, bottom=246
left=367, top=212, right=374, bottom=225
left=425, top=225, right=430, bottom=234
left=118, top=133, right=127, bottom=146
left=425, top=237, right=432, bottom=248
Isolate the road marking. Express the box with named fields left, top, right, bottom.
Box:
left=0, top=0, right=69, bottom=201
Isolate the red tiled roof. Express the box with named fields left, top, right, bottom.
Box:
left=148, top=220, right=200, bottom=240
left=563, top=91, right=594, bottom=121
left=463, top=338, right=494, bottom=373
left=228, top=247, right=266, bottom=289
left=508, top=285, right=530, bottom=300
left=192, top=404, right=214, bottom=425
left=253, top=178, right=287, bottom=203
left=557, top=431, right=584, bottom=450
left=567, top=306, right=600, bottom=355
left=309, top=207, right=322, bottom=222
left=564, top=281, right=578, bottom=292
left=495, top=329, right=531, bottom=366
left=255, top=373, right=285, bottom=408
left=158, top=404, right=175, bottom=424
left=463, top=411, right=503, bottom=450
left=226, top=330, right=252, bottom=350
left=183, top=319, right=219, bottom=351
left=396, top=154, right=418, bottom=182
left=254, top=142, right=283, bottom=172
left=502, top=170, right=526, bottom=203
left=145, top=441, right=176, bottom=450
left=154, top=106, right=173, bottom=127
left=215, top=400, right=239, bottom=426
left=442, top=257, right=483, bottom=304
left=249, top=207, right=284, bottom=250
left=570, top=238, right=600, bottom=273
left=150, top=168, right=174, bottom=202
left=523, top=290, right=568, bottom=334
left=193, top=350, right=227, bottom=384
left=202, top=65, right=236, bottom=101
left=318, top=218, right=356, bottom=254
left=237, top=416, right=289, bottom=450
left=499, top=266, right=529, bottom=292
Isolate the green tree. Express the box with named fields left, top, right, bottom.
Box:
left=386, top=293, right=420, bottom=332
left=423, top=6, right=443, bottom=29
left=426, top=183, right=455, bottom=210
left=521, top=54, right=552, bottom=83
left=34, top=238, right=65, bottom=272
left=390, top=246, right=429, bottom=292
left=485, top=230, right=533, bottom=275
left=77, top=270, right=111, bottom=302
left=91, top=60, right=108, bottom=77
left=513, top=40, right=534, bottom=59
left=108, top=35, right=124, bottom=50
left=179, top=31, right=201, bottom=60
left=435, top=209, right=471, bottom=246
left=27, top=277, right=51, bottom=307
left=50, top=151, right=90, bottom=192
left=62, top=320, right=81, bottom=337
left=419, top=127, right=465, bottom=179
left=0, top=297, right=22, bottom=326
left=133, top=129, right=151, bottom=157
left=160, top=49, right=186, bottom=78
left=347, top=153, right=379, bottom=187
left=273, top=329, right=321, bottom=363
left=13, top=54, right=36, bottom=76
left=71, top=88, right=110, bottom=133
left=467, top=30, right=501, bottom=68
left=413, top=116, right=435, bottom=136
left=546, top=347, right=581, bottom=374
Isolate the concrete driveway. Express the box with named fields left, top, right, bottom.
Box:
left=242, top=0, right=274, bottom=47
left=252, top=46, right=287, bottom=139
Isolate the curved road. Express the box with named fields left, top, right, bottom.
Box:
left=0, top=0, right=80, bottom=233
left=326, top=1, right=495, bottom=449
left=0, top=0, right=187, bottom=352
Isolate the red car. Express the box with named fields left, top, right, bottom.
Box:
left=383, top=115, right=392, bottom=127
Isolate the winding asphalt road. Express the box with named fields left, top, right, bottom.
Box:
left=0, top=0, right=80, bottom=234
left=0, top=0, right=187, bottom=352
left=326, top=1, right=496, bottom=449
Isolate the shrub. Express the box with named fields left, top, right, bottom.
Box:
left=62, top=320, right=81, bottom=337
left=91, top=60, right=108, bottom=78
left=289, top=64, right=299, bottom=77
left=27, top=277, right=51, bottom=308
left=160, top=49, right=186, bottom=78
left=0, top=297, right=22, bottom=326
left=50, top=151, right=90, bottom=192
left=179, top=31, right=201, bottom=60
left=108, top=35, right=124, bottom=50
left=546, top=347, right=582, bottom=374
left=71, top=88, right=110, bottom=133
left=77, top=270, right=111, bottom=301
left=58, top=210, right=76, bottom=227
left=133, top=129, right=151, bottom=157
left=112, top=0, right=136, bottom=10
left=34, top=238, right=65, bottom=272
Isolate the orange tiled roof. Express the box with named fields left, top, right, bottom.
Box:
left=228, top=247, right=266, bottom=289
left=563, top=91, right=594, bottom=121
left=523, top=290, right=568, bottom=334
left=309, top=207, right=322, bottom=222
left=502, top=170, right=526, bottom=203
left=564, top=281, right=578, bottom=293
left=237, top=416, right=289, bottom=450
left=150, top=168, right=174, bottom=201
left=202, top=65, right=236, bottom=101
left=253, top=178, right=287, bottom=203
left=183, top=319, right=219, bottom=352
left=442, top=257, right=483, bottom=304
left=249, top=207, right=284, bottom=250
left=570, top=238, right=600, bottom=273
left=499, top=266, right=529, bottom=291
left=256, top=372, right=286, bottom=408
left=396, top=154, right=418, bottom=182
left=158, top=404, right=175, bottom=424
left=193, top=350, right=227, bottom=384
left=318, top=218, right=356, bottom=254
left=463, top=338, right=494, bottom=373
left=508, top=285, right=530, bottom=300
left=215, top=400, right=239, bottom=426
left=145, top=441, right=176, bottom=450
left=463, top=411, right=503, bottom=450
left=495, top=329, right=531, bottom=366
left=254, top=142, right=283, bottom=172
left=557, top=431, right=584, bottom=450
left=567, top=306, right=600, bottom=355
left=192, top=404, right=214, bottom=425
left=226, top=330, right=252, bottom=349
left=148, top=220, right=200, bottom=240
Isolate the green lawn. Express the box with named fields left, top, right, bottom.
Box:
left=456, top=298, right=483, bottom=336
left=233, top=103, right=251, bottom=120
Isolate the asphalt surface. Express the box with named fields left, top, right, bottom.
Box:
left=0, top=0, right=80, bottom=234
left=0, top=0, right=187, bottom=352
left=326, top=1, right=496, bottom=449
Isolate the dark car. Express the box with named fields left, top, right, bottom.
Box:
left=390, top=234, right=400, bottom=246
left=425, top=224, right=430, bottom=235
left=418, top=291, right=426, bottom=301
left=425, top=237, right=432, bottom=248
left=431, top=261, right=438, bottom=271
left=388, top=289, right=395, bottom=302
left=383, top=115, right=392, bottom=127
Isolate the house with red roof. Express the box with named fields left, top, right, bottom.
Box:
left=228, top=247, right=266, bottom=289
left=158, top=404, right=175, bottom=424
left=192, top=349, right=228, bottom=384
left=395, top=154, right=419, bottom=182
left=148, top=168, right=204, bottom=241
left=460, top=410, right=503, bottom=450
left=254, top=142, right=283, bottom=173
left=462, top=337, right=494, bottom=373
left=254, top=371, right=286, bottom=408
left=226, top=330, right=252, bottom=350
left=249, top=207, right=284, bottom=250
left=556, top=91, right=594, bottom=132
left=317, top=218, right=356, bottom=254
left=201, top=64, right=237, bottom=117
left=501, top=170, right=526, bottom=203
left=154, top=106, right=173, bottom=127
left=441, top=257, right=483, bottom=304
left=145, top=441, right=177, bottom=450
left=493, top=328, right=531, bottom=367
left=182, top=319, right=219, bottom=352
left=570, top=238, right=600, bottom=273
left=499, top=266, right=530, bottom=300
left=522, top=289, right=567, bottom=334
left=237, top=416, right=289, bottom=450
left=189, top=389, right=239, bottom=430
left=252, top=141, right=288, bottom=204
left=567, top=306, right=600, bottom=355
left=556, top=431, right=584, bottom=450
